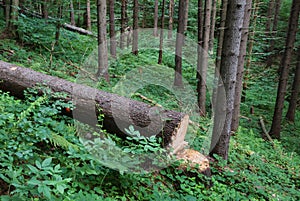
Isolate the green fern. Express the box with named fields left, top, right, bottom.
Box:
left=49, top=133, right=79, bottom=151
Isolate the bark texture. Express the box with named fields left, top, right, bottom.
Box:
left=109, top=0, right=117, bottom=57
left=270, top=0, right=300, bottom=139
left=132, top=0, right=139, bottom=55
left=158, top=0, right=166, bottom=64
left=153, top=0, right=159, bottom=36
left=210, top=0, right=245, bottom=160
left=168, top=0, right=174, bottom=39
left=231, top=0, right=252, bottom=132
left=286, top=47, right=300, bottom=122
left=0, top=61, right=190, bottom=153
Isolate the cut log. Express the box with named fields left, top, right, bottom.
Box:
left=0, top=60, right=189, bottom=153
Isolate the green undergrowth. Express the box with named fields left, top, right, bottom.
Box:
left=1, top=11, right=300, bottom=200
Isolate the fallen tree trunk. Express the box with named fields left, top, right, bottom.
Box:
left=0, top=60, right=189, bottom=153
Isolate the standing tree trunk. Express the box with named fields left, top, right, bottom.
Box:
left=109, top=0, right=116, bottom=58
left=158, top=0, right=166, bottom=64
left=286, top=47, right=300, bottom=122
left=70, top=0, right=76, bottom=25
left=86, top=0, right=92, bottom=31
left=266, top=0, right=281, bottom=67
left=269, top=0, right=300, bottom=139
left=208, top=0, right=217, bottom=52
left=174, top=0, right=187, bottom=87
left=5, top=0, right=11, bottom=28
left=55, top=4, right=63, bottom=45
left=120, top=0, right=127, bottom=49
left=153, top=0, right=159, bottom=36
left=265, top=0, right=275, bottom=35
left=7, top=0, right=19, bottom=38
left=96, top=0, right=109, bottom=82
left=196, top=0, right=203, bottom=113
left=41, top=0, right=48, bottom=20
left=210, top=0, right=245, bottom=160
left=168, top=0, right=174, bottom=39
left=231, top=0, right=252, bottom=132
left=242, top=0, right=258, bottom=102
left=183, top=0, right=189, bottom=33
left=132, top=0, right=139, bottom=55
left=197, top=0, right=212, bottom=116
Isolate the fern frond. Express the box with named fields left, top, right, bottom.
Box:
left=50, top=133, right=79, bottom=151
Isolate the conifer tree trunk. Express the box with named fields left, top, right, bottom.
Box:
left=109, top=0, right=116, bottom=57
left=96, top=0, right=109, bottom=82
left=5, top=0, right=11, bottom=27
left=55, top=4, right=63, bottom=45
left=168, top=0, right=174, bottom=39
left=286, top=47, right=300, bottom=122
left=86, top=0, right=92, bottom=31
left=231, top=0, right=252, bottom=132
left=265, top=0, right=275, bottom=35
left=209, top=0, right=217, bottom=52
left=197, top=0, right=212, bottom=116
left=158, top=0, right=165, bottom=64
left=210, top=0, right=245, bottom=160
left=132, top=0, right=139, bottom=55
left=153, top=0, right=159, bottom=36
left=41, top=0, right=48, bottom=20
left=70, top=0, right=76, bottom=25
left=270, top=0, right=300, bottom=139
left=183, top=0, right=189, bottom=33
left=120, top=0, right=127, bottom=49
left=266, top=0, right=281, bottom=67
left=174, top=0, right=187, bottom=87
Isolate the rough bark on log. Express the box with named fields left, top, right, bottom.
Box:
left=0, top=60, right=189, bottom=153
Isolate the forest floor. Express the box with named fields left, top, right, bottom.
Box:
left=0, top=18, right=299, bottom=200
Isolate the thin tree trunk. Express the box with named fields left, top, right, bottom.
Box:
left=209, top=0, right=217, bottom=52
left=41, top=0, right=48, bottom=20
left=55, top=4, right=63, bottom=45
left=86, top=0, right=91, bottom=31
left=266, top=0, right=281, bottom=67
left=242, top=0, right=258, bottom=102
left=286, top=47, right=300, bottom=122
left=70, top=0, right=76, bottom=25
left=174, top=0, right=187, bottom=87
left=269, top=0, right=300, bottom=139
left=77, top=1, right=81, bottom=26
left=120, top=0, right=127, bottom=49
left=5, top=0, right=10, bottom=28
left=197, top=0, right=212, bottom=116
left=265, top=0, right=275, bottom=35
left=196, top=0, right=203, bottom=113
left=158, top=0, right=166, bottom=64
left=210, top=0, right=245, bottom=160
left=132, top=0, right=139, bottom=55
left=231, top=0, right=252, bottom=132
left=9, top=0, right=19, bottom=37
left=109, top=0, right=116, bottom=57
left=183, top=0, right=189, bottom=33
left=96, top=0, right=109, bottom=82
left=153, top=0, right=159, bottom=36
left=168, top=0, right=174, bottom=39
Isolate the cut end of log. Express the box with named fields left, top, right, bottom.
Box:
left=176, top=149, right=210, bottom=172
left=168, top=114, right=189, bottom=154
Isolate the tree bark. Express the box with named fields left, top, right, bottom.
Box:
left=109, top=0, right=117, bottom=58
left=197, top=0, right=212, bottom=116
left=4, top=0, right=10, bottom=28
left=286, top=47, right=300, bottom=122
left=132, top=0, right=139, bottom=55
left=168, top=0, right=174, bottom=39
left=96, top=0, right=109, bottom=82
left=70, top=0, right=76, bottom=26
left=210, top=0, right=245, bottom=160
left=120, top=0, right=127, bottom=49
left=86, top=0, right=92, bottom=31
left=41, top=0, right=48, bottom=20
left=231, top=0, right=252, bottom=132
left=55, top=4, right=63, bottom=45
left=0, top=61, right=190, bottom=154
left=266, top=0, right=281, bottom=67
left=174, top=0, right=187, bottom=87
left=153, top=0, right=159, bottom=37
left=158, top=0, right=166, bottom=64
left=183, top=0, right=189, bottom=33
left=265, top=0, right=275, bottom=35
left=209, top=0, right=217, bottom=52
left=269, top=0, right=300, bottom=139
